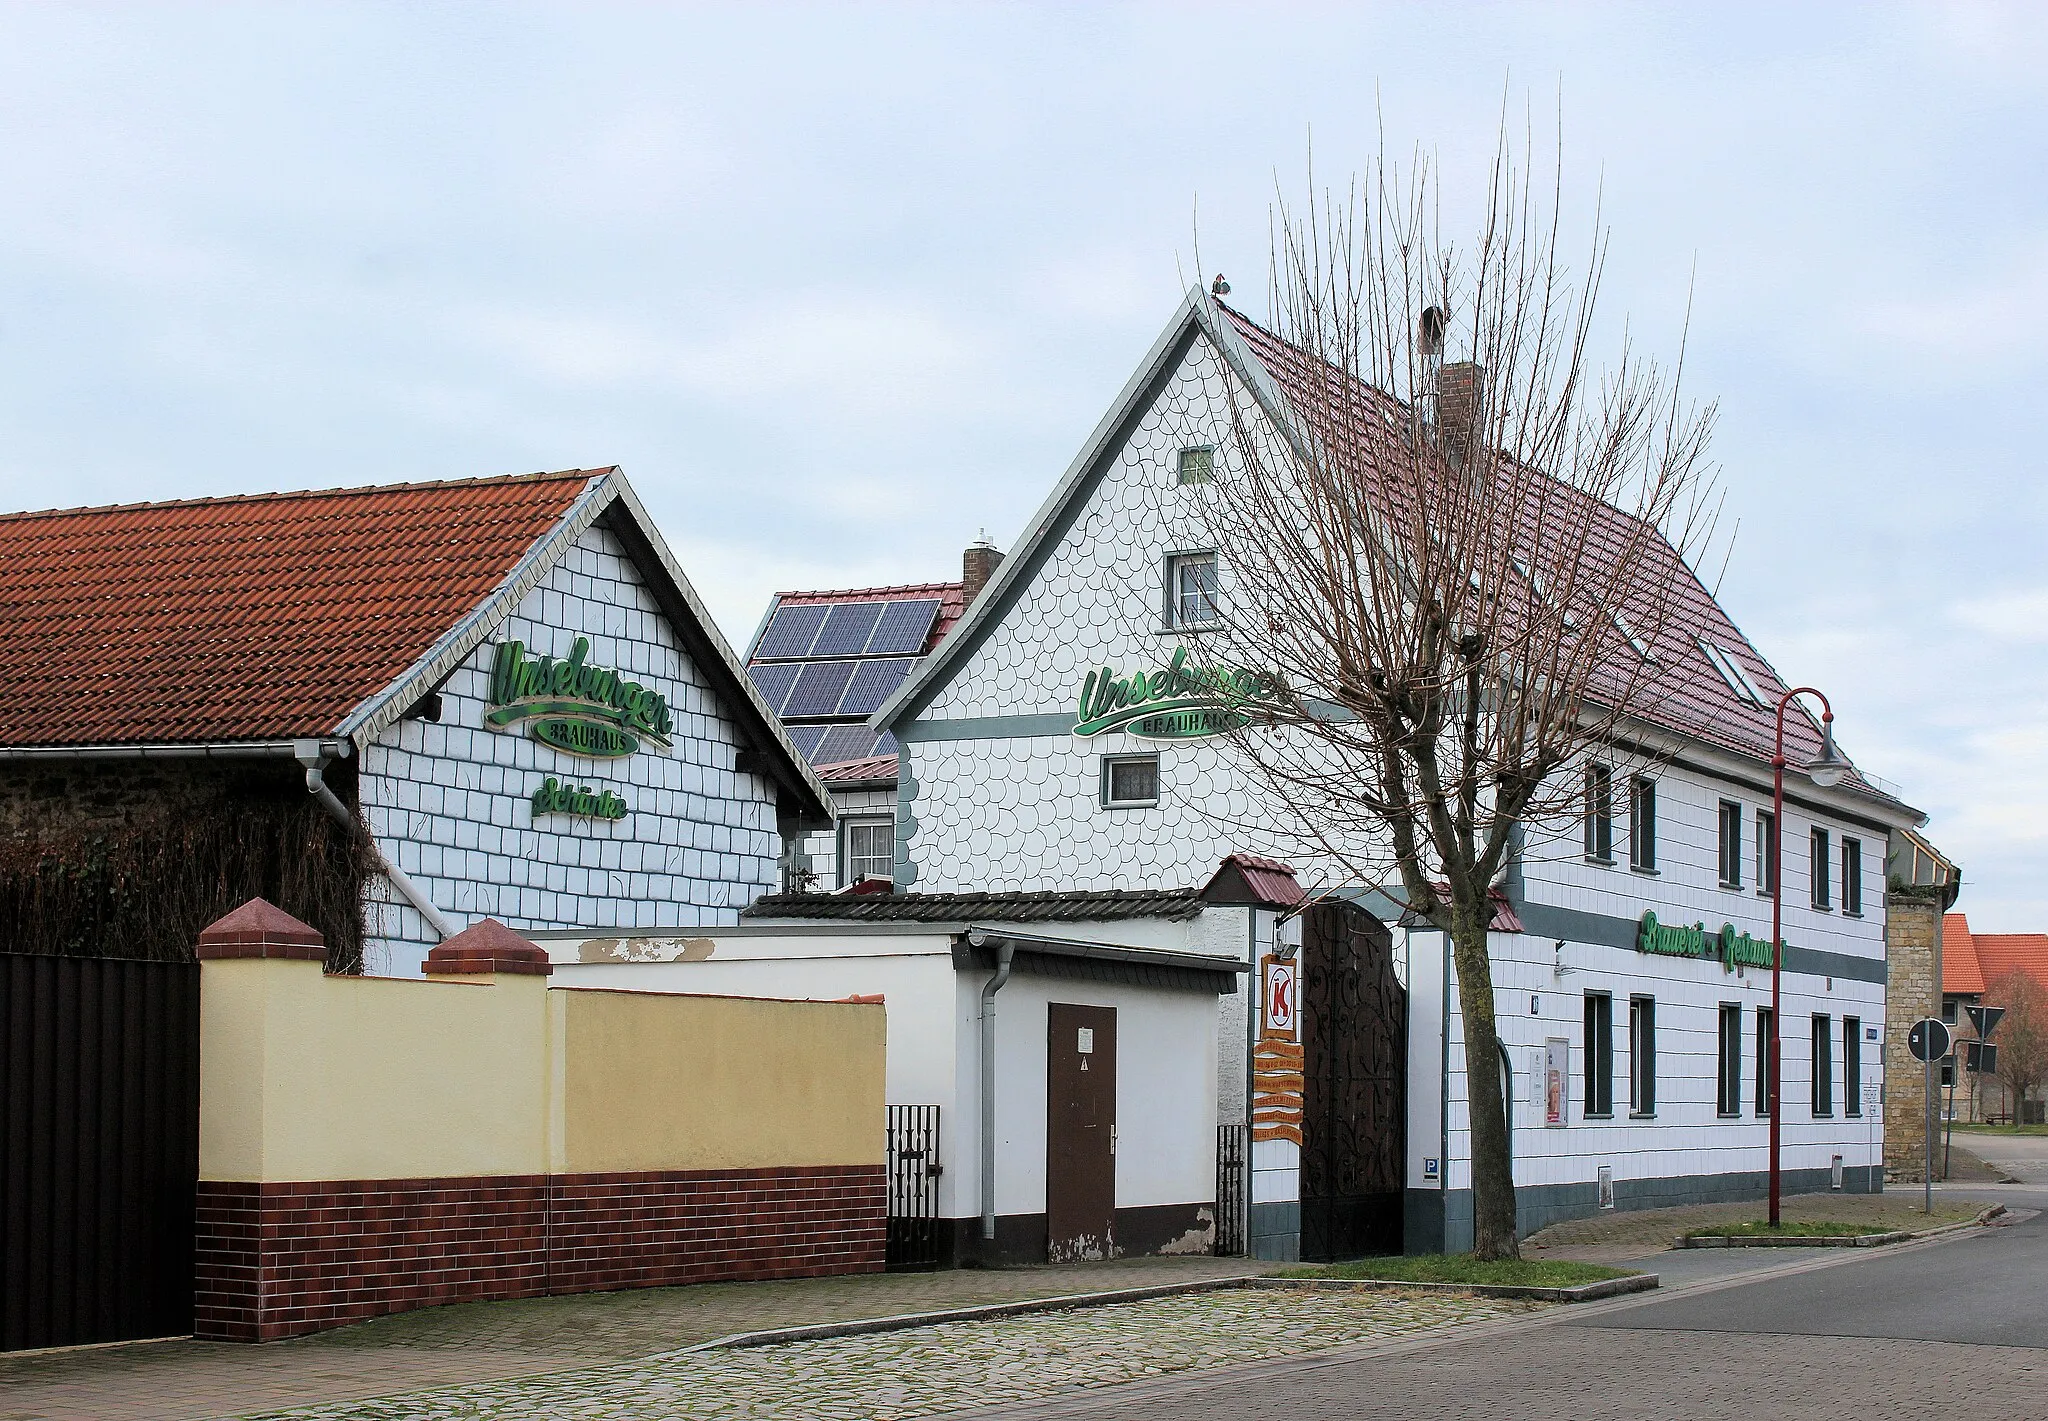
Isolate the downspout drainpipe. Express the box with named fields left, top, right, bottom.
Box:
left=297, top=742, right=453, bottom=941
left=969, top=930, right=1015, bottom=1246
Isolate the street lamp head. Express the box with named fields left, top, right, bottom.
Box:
left=1805, top=715, right=1849, bottom=789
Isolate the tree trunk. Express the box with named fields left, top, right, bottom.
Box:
left=1450, top=909, right=1520, bottom=1260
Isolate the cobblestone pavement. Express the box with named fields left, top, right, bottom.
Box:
left=238, top=1289, right=1537, bottom=1421
left=1522, top=1188, right=1981, bottom=1253
left=948, top=1325, right=2046, bottom=1420
left=0, top=1257, right=1278, bottom=1421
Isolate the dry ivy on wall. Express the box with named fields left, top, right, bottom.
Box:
left=0, top=784, right=374, bottom=971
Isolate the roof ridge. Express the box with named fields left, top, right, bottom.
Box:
left=0, top=467, right=613, bottom=524
left=773, top=581, right=965, bottom=601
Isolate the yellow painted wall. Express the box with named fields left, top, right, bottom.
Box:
left=557, top=989, right=886, bottom=1172
left=200, top=958, right=549, bottom=1182
left=199, top=959, right=886, bottom=1183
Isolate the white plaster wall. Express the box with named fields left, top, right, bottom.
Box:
left=955, top=971, right=1221, bottom=1225
left=358, top=523, right=780, bottom=975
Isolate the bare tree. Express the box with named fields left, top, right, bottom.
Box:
left=1168, top=132, right=1719, bottom=1259
left=1986, top=969, right=2048, bottom=1123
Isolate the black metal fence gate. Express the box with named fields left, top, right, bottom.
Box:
left=1299, top=902, right=1407, bottom=1261
left=1214, top=1122, right=1247, bottom=1256
left=1, top=951, right=200, bottom=1351
left=885, top=1104, right=943, bottom=1270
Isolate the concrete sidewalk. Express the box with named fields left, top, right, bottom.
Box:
left=0, top=1256, right=1280, bottom=1421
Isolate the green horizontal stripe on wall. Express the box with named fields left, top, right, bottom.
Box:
left=897, top=713, right=1079, bottom=743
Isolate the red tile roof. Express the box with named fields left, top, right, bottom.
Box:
left=1220, top=306, right=1840, bottom=774
left=1946, top=913, right=2048, bottom=999
left=1201, top=854, right=1306, bottom=908
left=0, top=470, right=604, bottom=746
left=816, top=755, right=899, bottom=784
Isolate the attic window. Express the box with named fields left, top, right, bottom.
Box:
left=1514, top=559, right=1580, bottom=631
left=1613, top=611, right=1656, bottom=661
left=1699, top=638, right=1767, bottom=708
left=1177, top=447, right=1215, bottom=485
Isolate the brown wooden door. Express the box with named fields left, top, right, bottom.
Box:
left=1046, top=1003, right=1117, bottom=1262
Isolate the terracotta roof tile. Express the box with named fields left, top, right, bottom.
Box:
left=1945, top=913, right=1986, bottom=996
left=0, top=470, right=603, bottom=745
left=816, top=755, right=899, bottom=783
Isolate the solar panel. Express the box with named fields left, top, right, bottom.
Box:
left=874, top=729, right=898, bottom=757
left=754, top=603, right=828, bottom=660
left=868, top=598, right=941, bottom=655
left=838, top=657, right=917, bottom=716
left=746, top=662, right=801, bottom=715
left=785, top=724, right=830, bottom=759
left=785, top=660, right=858, bottom=718
left=812, top=601, right=886, bottom=657
left=815, top=724, right=881, bottom=764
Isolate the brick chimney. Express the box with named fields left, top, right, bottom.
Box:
left=962, top=537, right=1004, bottom=605
left=1437, top=361, right=1485, bottom=463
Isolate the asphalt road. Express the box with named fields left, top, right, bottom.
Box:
left=958, top=1187, right=2048, bottom=1421
left=1954, top=1129, right=2048, bottom=1182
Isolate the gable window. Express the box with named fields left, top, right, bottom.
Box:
left=1166, top=552, right=1221, bottom=627
left=1100, top=753, right=1160, bottom=809
left=1811, top=827, right=1832, bottom=910
left=1583, top=993, right=1614, bottom=1118
left=1842, top=837, right=1863, bottom=916
left=1718, top=800, right=1743, bottom=888
left=842, top=818, right=894, bottom=886
left=1628, top=996, right=1657, bottom=1116
left=1628, top=777, right=1657, bottom=873
left=1812, top=1014, right=1834, bottom=1117
left=1176, top=446, right=1215, bottom=485
left=1583, top=763, right=1614, bottom=864
left=1698, top=637, right=1768, bottom=708
left=1755, top=809, right=1777, bottom=895
left=1717, top=1003, right=1743, bottom=1117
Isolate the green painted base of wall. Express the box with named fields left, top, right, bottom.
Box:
left=1405, top=1165, right=1882, bottom=1256
left=1249, top=1201, right=1299, bottom=1261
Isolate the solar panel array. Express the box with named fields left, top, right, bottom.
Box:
left=747, top=594, right=944, bottom=768
left=754, top=598, right=939, bottom=660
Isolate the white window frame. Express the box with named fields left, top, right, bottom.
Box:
left=1176, top=445, right=1215, bottom=485
left=1164, top=550, right=1221, bottom=629
left=839, top=816, right=894, bottom=886
left=1100, top=753, right=1161, bottom=809
left=1698, top=637, right=1768, bottom=708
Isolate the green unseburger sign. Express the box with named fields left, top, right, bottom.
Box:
left=1073, top=646, right=1278, bottom=740
left=1636, top=910, right=1778, bottom=972
left=531, top=776, right=629, bottom=822
left=486, top=637, right=674, bottom=758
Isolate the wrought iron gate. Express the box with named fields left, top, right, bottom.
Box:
left=885, top=1104, right=943, bottom=1270
left=1299, top=902, right=1406, bottom=1260
left=1214, top=1122, right=1247, bottom=1256
left=1, top=951, right=200, bottom=1351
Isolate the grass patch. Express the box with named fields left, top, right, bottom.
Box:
left=1950, top=1121, right=2048, bottom=1136
left=1274, top=1254, right=1635, bottom=1288
left=1683, top=1220, right=1894, bottom=1239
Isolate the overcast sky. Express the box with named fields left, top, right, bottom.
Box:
left=2, top=3, right=2042, bottom=926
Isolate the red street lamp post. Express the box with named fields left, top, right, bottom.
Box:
left=1769, top=687, right=1850, bottom=1227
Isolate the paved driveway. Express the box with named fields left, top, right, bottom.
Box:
left=1953, top=1129, right=2048, bottom=1182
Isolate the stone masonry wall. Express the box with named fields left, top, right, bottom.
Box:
left=1884, top=894, right=1942, bottom=1177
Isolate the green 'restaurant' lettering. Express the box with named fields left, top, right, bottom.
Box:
left=530, top=776, right=630, bottom=822
left=486, top=638, right=674, bottom=756
left=1073, top=646, right=1278, bottom=740
left=1636, top=910, right=1779, bottom=973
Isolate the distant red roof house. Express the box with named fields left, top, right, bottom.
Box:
left=1945, top=913, right=2048, bottom=1000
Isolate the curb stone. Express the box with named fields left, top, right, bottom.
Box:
left=1674, top=1203, right=2006, bottom=1249
left=1245, top=1273, right=1657, bottom=1303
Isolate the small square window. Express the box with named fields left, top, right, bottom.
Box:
left=1101, top=754, right=1160, bottom=808
left=1176, top=446, right=1215, bottom=484
left=1167, top=553, right=1221, bottom=627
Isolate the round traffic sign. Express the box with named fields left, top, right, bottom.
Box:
left=1908, top=1018, right=1952, bottom=1063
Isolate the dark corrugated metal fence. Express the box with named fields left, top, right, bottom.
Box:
left=1, top=952, right=200, bottom=1350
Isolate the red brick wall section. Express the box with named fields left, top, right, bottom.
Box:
left=194, top=1165, right=884, bottom=1342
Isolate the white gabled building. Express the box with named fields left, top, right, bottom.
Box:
left=861, top=291, right=1922, bottom=1258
